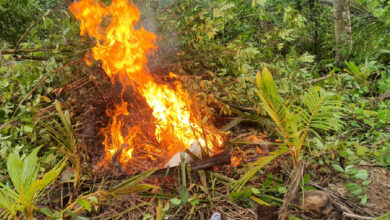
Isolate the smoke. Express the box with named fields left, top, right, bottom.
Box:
left=135, top=0, right=179, bottom=72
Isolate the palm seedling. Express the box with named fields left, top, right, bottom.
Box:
left=39, top=101, right=85, bottom=188
left=256, top=67, right=344, bottom=166
left=231, top=67, right=344, bottom=195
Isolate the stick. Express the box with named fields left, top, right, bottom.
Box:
left=342, top=212, right=374, bottom=220
left=1, top=48, right=72, bottom=54
left=300, top=74, right=335, bottom=86
left=14, top=55, right=62, bottom=62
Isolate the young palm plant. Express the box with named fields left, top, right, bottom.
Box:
left=39, top=101, right=85, bottom=188
left=231, top=67, right=344, bottom=203
left=0, top=147, right=66, bottom=219
left=256, top=67, right=344, bottom=166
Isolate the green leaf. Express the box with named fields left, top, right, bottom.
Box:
left=332, top=164, right=344, bottom=173
left=26, top=158, right=66, bottom=202
left=278, top=186, right=287, bottom=194
left=303, top=174, right=310, bottom=184
left=345, top=182, right=364, bottom=197
left=22, top=147, right=41, bottom=196
left=251, top=187, right=261, bottom=195
left=169, top=198, right=181, bottom=206
left=7, top=153, right=24, bottom=193
left=360, top=195, right=368, bottom=205
left=77, top=198, right=91, bottom=212
left=87, top=196, right=98, bottom=204
left=23, top=124, right=34, bottom=133
left=352, top=169, right=368, bottom=180
left=179, top=187, right=189, bottom=205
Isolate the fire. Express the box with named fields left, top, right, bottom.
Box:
left=69, top=0, right=222, bottom=171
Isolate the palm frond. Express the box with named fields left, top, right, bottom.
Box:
left=231, top=146, right=289, bottom=192
left=300, top=86, right=344, bottom=133
left=256, top=67, right=290, bottom=139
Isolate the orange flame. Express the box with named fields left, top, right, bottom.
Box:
left=69, top=0, right=222, bottom=170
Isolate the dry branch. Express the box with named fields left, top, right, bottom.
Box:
left=1, top=48, right=72, bottom=54
left=116, top=150, right=231, bottom=180
left=342, top=212, right=374, bottom=220
left=14, top=55, right=62, bottom=62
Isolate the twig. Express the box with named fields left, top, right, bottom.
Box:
left=112, top=144, right=131, bottom=173
left=13, top=58, right=84, bottom=116
left=300, top=74, right=335, bottom=86
left=342, top=212, right=374, bottom=220
left=14, top=0, right=72, bottom=49
left=15, top=55, right=62, bottom=62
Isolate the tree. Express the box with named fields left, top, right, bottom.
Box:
left=333, top=0, right=353, bottom=63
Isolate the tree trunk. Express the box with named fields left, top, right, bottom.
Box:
left=334, top=0, right=352, bottom=63
left=309, top=0, right=320, bottom=61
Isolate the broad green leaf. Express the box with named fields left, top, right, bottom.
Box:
left=22, top=147, right=41, bottom=196
left=360, top=196, right=368, bottom=205
left=7, top=153, right=23, bottom=193
left=352, top=169, right=368, bottom=180
left=362, top=180, right=371, bottom=186
left=26, top=159, right=66, bottom=203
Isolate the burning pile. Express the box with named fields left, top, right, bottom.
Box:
left=69, top=0, right=223, bottom=173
